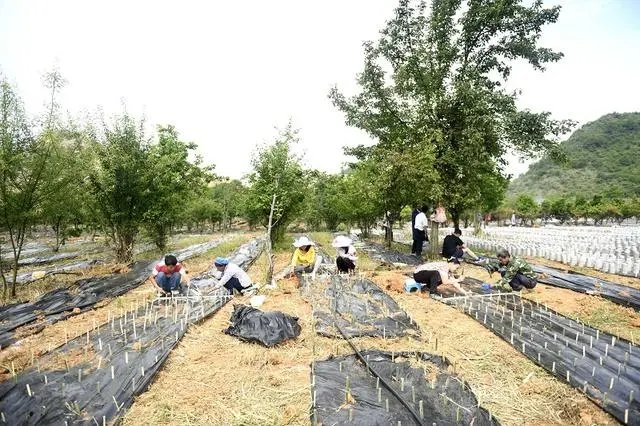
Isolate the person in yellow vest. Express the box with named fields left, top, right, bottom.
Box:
left=290, top=236, right=321, bottom=280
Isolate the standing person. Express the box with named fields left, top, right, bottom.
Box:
left=442, top=229, right=481, bottom=261
left=290, top=236, right=321, bottom=280
left=511, top=212, right=517, bottom=227
left=212, top=257, right=255, bottom=295
left=331, top=235, right=357, bottom=273
left=484, top=248, right=537, bottom=291
left=413, top=205, right=429, bottom=257
left=413, top=259, right=468, bottom=297
left=151, top=254, right=189, bottom=295
left=411, top=205, right=421, bottom=255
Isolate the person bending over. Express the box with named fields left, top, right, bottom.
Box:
left=152, top=254, right=189, bottom=295
left=212, top=257, right=255, bottom=295
left=331, top=235, right=357, bottom=273
left=413, top=258, right=468, bottom=297
left=442, top=229, right=480, bottom=262
left=484, top=248, right=537, bottom=291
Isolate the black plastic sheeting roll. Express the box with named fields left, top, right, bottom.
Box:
left=0, top=238, right=264, bottom=425
left=533, top=264, right=640, bottom=312
left=224, top=304, right=301, bottom=347
left=441, top=293, right=640, bottom=425
left=312, top=275, right=420, bottom=339
left=0, top=238, right=229, bottom=350
left=312, top=350, right=499, bottom=426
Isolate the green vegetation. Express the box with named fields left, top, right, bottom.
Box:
left=0, top=0, right=590, bottom=296
left=509, top=112, right=640, bottom=198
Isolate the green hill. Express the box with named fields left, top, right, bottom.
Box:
left=508, top=112, right=640, bottom=199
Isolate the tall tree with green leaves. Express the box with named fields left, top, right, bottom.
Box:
left=245, top=122, right=307, bottom=245
left=86, top=111, right=151, bottom=263
left=0, top=70, right=69, bottom=297
left=210, top=179, right=246, bottom=231
left=329, top=0, right=574, bottom=230
left=143, top=125, right=212, bottom=251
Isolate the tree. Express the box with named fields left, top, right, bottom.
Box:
left=540, top=199, right=552, bottom=223
left=143, top=125, right=212, bottom=251
left=550, top=197, right=571, bottom=224
left=570, top=196, right=587, bottom=224
left=245, top=122, right=307, bottom=245
left=0, top=71, right=69, bottom=297
left=40, top=124, right=90, bottom=251
left=329, top=0, right=574, bottom=232
left=515, top=194, right=539, bottom=226
left=87, top=111, right=151, bottom=263
left=210, top=179, right=246, bottom=231
left=337, top=164, right=382, bottom=238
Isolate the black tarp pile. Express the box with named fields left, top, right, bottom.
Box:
left=442, top=292, right=640, bottom=424
left=313, top=350, right=499, bottom=425
left=224, top=305, right=301, bottom=347
left=0, top=238, right=264, bottom=425
left=310, top=274, right=420, bottom=339
left=0, top=238, right=230, bottom=349
left=533, top=264, right=640, bottom=312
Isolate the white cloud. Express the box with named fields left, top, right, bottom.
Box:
left=0, top=0, right=637, bottom=179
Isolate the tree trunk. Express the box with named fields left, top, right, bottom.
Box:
left=265, top=193, right=277, bottom=286
left=429, top=222, right=440, bottom=257
left=384, top=218, right=394, bottom=248
left=451, top=210, right=460, bottom=230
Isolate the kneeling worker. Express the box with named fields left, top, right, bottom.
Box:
left=213, top=257, right=255, bottom=295
left=484, top=248, right=537, bottom=291
left=290, top=236, right=321, bottom=279
left=152, top=254, right=189, bottom=295
left=442, top=228, right=480, bottom=261
left=413, top=259, right=468, bottom=297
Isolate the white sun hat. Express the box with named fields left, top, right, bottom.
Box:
left=331, top=235, right=353, bottom=248
left=293, top=236, right=315, bottom=248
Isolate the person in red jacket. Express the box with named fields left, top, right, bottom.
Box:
left=152, top=254, right=189, bottom=294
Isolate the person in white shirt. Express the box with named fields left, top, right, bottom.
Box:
left=212, top=257, right=253, bottom=295
left=331, top=235, right=357, bottom=273
left=413, top=205, right=429, bottom=257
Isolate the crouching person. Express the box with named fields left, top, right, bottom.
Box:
left=413, top=258, right=468, bottom=297
left=485, top=248, right=537, bottom=291
left=331, top=235, right=357, bottom=273
left=213, top=257, right=255, bottom=295
left=290, top=236, right=321, bottom=280
left=152, top=254, right=189, bottom=295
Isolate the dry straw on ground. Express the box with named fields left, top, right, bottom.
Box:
left=124, top=239, right=626, bottom=425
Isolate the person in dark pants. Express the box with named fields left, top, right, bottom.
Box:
left=152, top=254, right=189, bottom=295
left=213, top=257, right=254, bottom=295
left=332, top=235, right=357, bottom=273
left=484, top=248, right=537, bottom=291
left=413, top=258, right=468, bottom=296
left=441, top=229, right=480, bottom=261
left=411, top=205, right=421, bottom=255
left=412, top=205, right=429, bottom=257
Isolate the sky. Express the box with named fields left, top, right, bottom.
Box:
left=0, top=0, right=639, bottom=180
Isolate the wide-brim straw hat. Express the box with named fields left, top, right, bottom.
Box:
left=293, top=236, right=315, bottom=248
left=331, top=235, right=353, bottom=248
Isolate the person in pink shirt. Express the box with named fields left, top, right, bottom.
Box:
left=413, top=258, right=468, bottom=297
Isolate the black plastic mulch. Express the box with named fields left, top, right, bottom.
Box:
left=0, top=238, right=264, bottom=425
left=311, top=274, right=420, bottom=339
left=313, top=350, right=499, bottom=426
left=442, top=292, right=640, bottom=425
left=0, top=238, right=228, bottom=349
